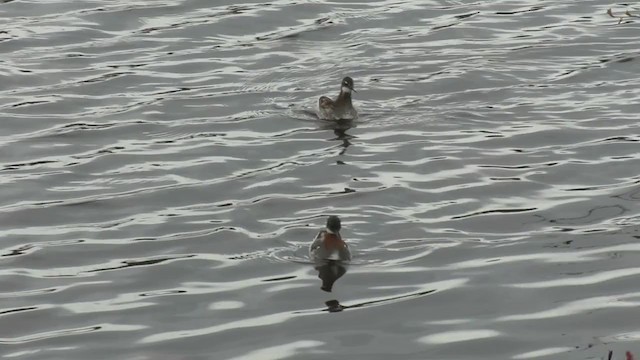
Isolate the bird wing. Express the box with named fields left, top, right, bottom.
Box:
left=309, top=230, right=325, bottom=256
left=339, top=241, right=352, bottom=261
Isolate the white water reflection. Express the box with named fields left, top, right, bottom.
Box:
left=418, top=329, right=500, bottom=344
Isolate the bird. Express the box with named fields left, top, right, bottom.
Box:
left=309, top=215, right=352, bottom=262
left=317, top=77, right=358, bottom=120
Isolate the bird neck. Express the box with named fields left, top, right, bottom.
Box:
left=323, top=232, right=344, bottom=248
left=337, top=91, right=352, bottom=104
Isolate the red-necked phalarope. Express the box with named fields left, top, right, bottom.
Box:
left=317, top=77, right=358, bottom=120
left=309, top=215, right=352, bottom=262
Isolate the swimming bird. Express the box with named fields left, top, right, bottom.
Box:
left=317, top=77, right=358, bottom=120
left=309, top=215, right=351, bottom=262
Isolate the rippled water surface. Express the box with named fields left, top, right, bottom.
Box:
left=2, top=0, right=640, bottom=359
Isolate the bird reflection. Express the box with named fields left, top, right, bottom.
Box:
left=321, top=289, right=438, bottom=314
left=314, top=260, right=347, bottom=293
left=335, top=128, right=353, bottom=156
left=324, top=299, right=345, bottom=313
left=319, top=119, right=355, bottom=156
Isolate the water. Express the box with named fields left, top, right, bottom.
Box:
left=1, top=0, right=640, bottom=359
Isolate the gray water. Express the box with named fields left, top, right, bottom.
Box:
left=1, top=1, right=640, bottom=359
